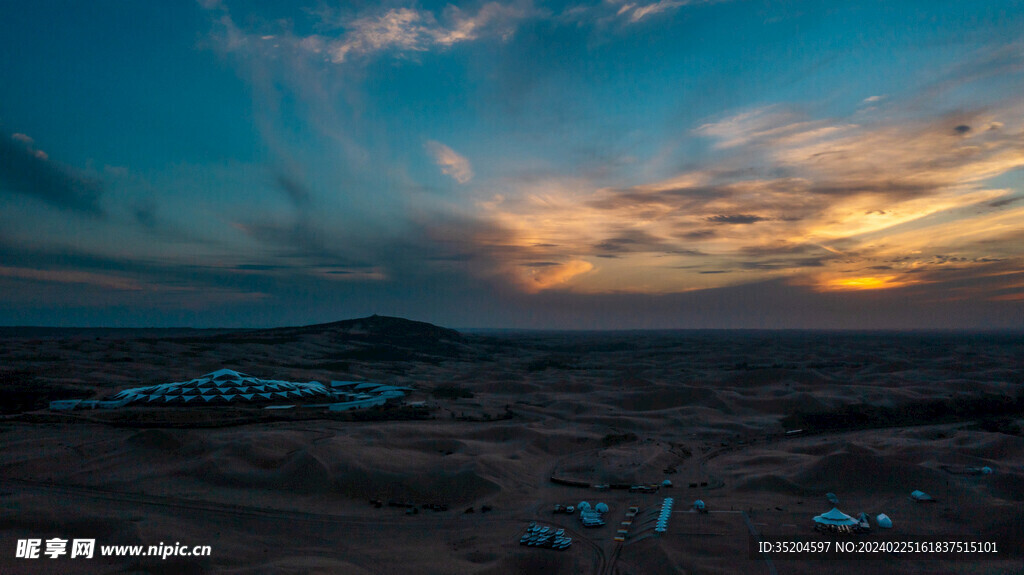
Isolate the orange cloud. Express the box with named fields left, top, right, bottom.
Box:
left=816, top=275, right=916, bottom=292
left=0, top=266, right=144, bottom=291
left=465, top=102, right=1024, bottom=296
left=519, top=259, right=594, bottom=292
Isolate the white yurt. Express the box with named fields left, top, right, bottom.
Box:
left=813, top=507, right=858, bottom=527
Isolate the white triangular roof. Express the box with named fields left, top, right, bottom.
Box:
left=814, top=507, right=857, bottom=525
left=111, top=369, right=331, bottom=405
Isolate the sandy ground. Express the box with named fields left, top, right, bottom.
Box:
left=0, top=318, right=1021, bottom=574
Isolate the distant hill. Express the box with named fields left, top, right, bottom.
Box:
left=262, top=315, right=464, bottom=342
left=0, top=316, right=462, bottom=342
left=151, top=315, right=466, bottom=361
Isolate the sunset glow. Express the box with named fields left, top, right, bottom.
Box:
left=1, top=1, right=1022, bottom=328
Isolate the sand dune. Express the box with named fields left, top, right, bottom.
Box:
left=1, top=319, right=1022, bottom=573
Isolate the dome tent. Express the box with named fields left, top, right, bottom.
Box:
left=876, top=514, right=893, bottom=528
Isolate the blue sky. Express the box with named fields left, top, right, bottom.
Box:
left=1, top=0, right=1023, bottom=328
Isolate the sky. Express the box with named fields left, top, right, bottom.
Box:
left=1, top=0, right=1023, bottom=329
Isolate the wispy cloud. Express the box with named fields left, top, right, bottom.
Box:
left=203, top=2, right=536, bottom=64
left=425, top=140, right=474, bottom=184
left=0, top=266, right=143, bottom=291
left=611, top=0, right=715, bottom=24
left=327, top=3, right=531, bottom=62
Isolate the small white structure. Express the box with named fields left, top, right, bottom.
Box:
left=876, top=514, right=893, bottom=528
left=693, top=499, right=706, bottom=511
left=910, top=490, right=934, bottom=502
left=595, top=502, right=609, bottom=513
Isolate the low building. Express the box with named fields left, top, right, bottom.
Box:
left=49, top=369, right=407, bottom=411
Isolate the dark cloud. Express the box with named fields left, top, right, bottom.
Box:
left=740, top=257, right=825, bottom=270
left=739, top=243, right=818, bottom=256
left=593, top=230, right=671, bottom=253
left=675, top=229, right=717, bottom=240
left=234, top=264, right=283, bottom=271
left=588, top=185, right=734, bottom=211
left=133, top=203, right=157, bottom=228
left=522, top=261, right=561, bottom=267
left=989, top=196, right=1021, bottom=208
left=667, top=249, right=706, bottom=256
left=424, top=253, right=477, bottom=262
left=0, top=135, right=104, bottom=215
left=232, top=218, right=367, bottom=266
left=954, top=124, right=971, bottom=134
left=809, top=182, right=934, bottom=200
left=706, top=214, right=768, bottom=224
left=276, top=173, right=311, bottom=206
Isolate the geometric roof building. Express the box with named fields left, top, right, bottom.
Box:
left=110, top=369, right=332, bottom=406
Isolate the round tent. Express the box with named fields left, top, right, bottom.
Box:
left=876, top=514, right=893, bottom=528
left=813, top=507, right=857, bottom=526
left=594, top=502, right=609, bottom=513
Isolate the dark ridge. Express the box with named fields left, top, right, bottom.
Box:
left=290, top=315, right=464, bottom=342
left=163, top=315, right=463, bottom=345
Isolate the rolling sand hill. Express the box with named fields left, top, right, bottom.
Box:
left=1, top=317, right=1022, bottom=574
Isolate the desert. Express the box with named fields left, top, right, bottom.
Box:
left=0, top=316, right=1021, bottom=574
